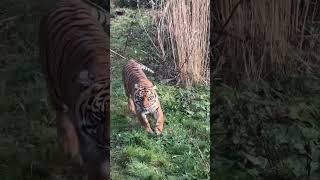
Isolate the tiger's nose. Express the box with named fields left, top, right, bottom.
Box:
left=143, top=100, right=148, bottom=107
left=143, top=103, right=149, bottom=110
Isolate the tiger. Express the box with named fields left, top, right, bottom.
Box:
left=123, top=59, right=165, bottom=135
left=38, top=0, right=110, bottom=179
left=82, top=0, right=109, bottom=31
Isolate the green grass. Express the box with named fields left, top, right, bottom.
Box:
left=0, top=0, right=87, bottom=179
left=110, top=7, right=210, bottom=179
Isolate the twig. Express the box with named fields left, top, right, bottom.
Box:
left=191, top=137, right=210, bottom=171
left=212, top=30, right=245, bottom=44
left=122, top=11, right=138, bottom=54
left=110, top=49, right=128, bottom=60
left=212, top=0, right=244, bottom=45
left=136, top=1, right=164, bottom=61
left=0, top=16, right=18, bottom=25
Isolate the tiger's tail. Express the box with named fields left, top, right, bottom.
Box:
left=138, top=63, right=154, bottom=74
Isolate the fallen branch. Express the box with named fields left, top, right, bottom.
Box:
left=190, top=137, right=210, bottom=172
left=122, top=10, right=137, bottom=54
left=211, top=0, right=244, bottom=45
left=110, top=49, right=128, bottom=60
left=0, top=16, right=18, bottom=25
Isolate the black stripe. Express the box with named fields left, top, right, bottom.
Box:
left=87, top=96, right=94, bottom=106
left=47, top=7, right=80, bottom=27
left=48, top=7, right=91, bottom=35
left=49, top=18, right=96, bottom=43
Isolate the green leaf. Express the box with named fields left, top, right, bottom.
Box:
left=243, top=153, right=267, bottom=168
left=186, top=110, right=194, bottom=115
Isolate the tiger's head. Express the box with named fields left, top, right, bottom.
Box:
left=75, top=70, right=110, bottom=179
left=133, top=84, right=158, bottom=113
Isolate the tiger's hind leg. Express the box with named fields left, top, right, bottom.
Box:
left=56, top=111, right=82, bottom=163
left=154, top=107, right=165, bottom=136
left=137, top=113, right=153, bottom=134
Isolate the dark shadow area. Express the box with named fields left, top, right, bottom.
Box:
left=0, top=0, right=109, bottom=179
left=211, top=1, right=320, bottom=179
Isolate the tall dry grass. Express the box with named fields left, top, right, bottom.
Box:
left=214, top=0, right=311, bottom=82
left=153, top=0, right=210, bottom=87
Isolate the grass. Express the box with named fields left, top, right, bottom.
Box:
left=110, top=7, right=210, bottom=179
left=0, top=0, right=87, bottom=179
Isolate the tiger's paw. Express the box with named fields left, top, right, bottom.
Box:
left=155, top=128, right=162, bottom=136
left=146, top=128, right=153, bottom=134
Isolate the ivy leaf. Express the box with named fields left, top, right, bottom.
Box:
left=243, top=153, right=267, bottom=169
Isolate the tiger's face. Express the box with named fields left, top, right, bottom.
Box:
left=76, top=73, right=109, bottom=147
left=75, top=80, right=110, bottom=179
left=134, top=84, right=158, bottom=112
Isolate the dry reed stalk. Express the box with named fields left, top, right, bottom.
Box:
left=154, top=0, right=210, bottom=87
left=217, top=0, right=310, bottom=82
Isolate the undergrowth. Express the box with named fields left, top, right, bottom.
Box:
left=212, top=74, right=320, bottom=179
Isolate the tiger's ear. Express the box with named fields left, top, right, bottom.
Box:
left=134, top=83, right=139, bottom=90
left=77, top=70, right=92, bottom=87
left=152, top=85, right=157, bottom=90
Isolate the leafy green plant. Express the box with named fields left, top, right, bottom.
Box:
left=212, top=75, right=320, bottom=179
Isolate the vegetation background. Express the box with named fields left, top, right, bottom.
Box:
left=0, top=0, right=210, bottom=179
left=211, top=0, right=320, bottom=179
left=0, top=0, right=86, bottom=179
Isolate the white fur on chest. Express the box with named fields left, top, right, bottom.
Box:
left=138, top=108, right=159, bottom=123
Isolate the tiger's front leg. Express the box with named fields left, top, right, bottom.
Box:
left=137, top=113, right=153, bottom=134
left=127, top=97, right=136, bottom=114
left=56, top=111, right=81, bottom=163
left=154, top=107, right=165, bottom=136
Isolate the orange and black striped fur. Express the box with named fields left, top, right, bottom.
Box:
left=123, top=59, right=165, bottom=135
left=39, top=0, right=109, bottom=179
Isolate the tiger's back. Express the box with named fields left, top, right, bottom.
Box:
left=123, top=60, right=152, bottom=95
left=40, top=0, right=109, bottom=110
left=39, top=0, right=109, bottom=179
left=123, top=60, right=165, bottom=135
